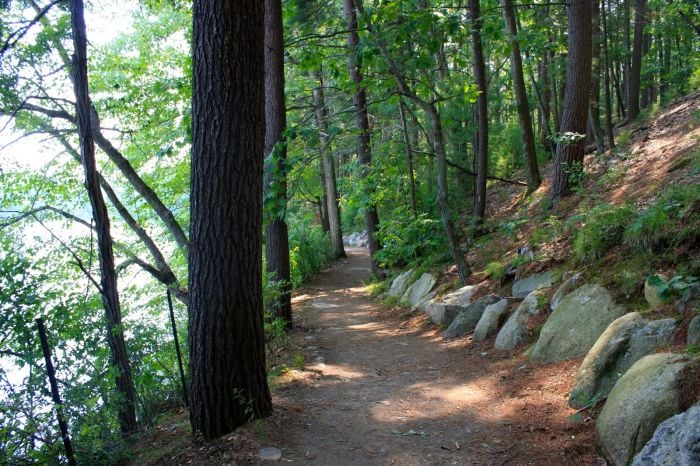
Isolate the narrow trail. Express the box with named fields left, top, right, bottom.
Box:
left=269, top=249, right=600, bottom=465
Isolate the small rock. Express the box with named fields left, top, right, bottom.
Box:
left=401, top=273, right=436, bottom=308
left=388, top=269, right=414, bottom=297
left=512, top=271, right=557, bottom=299
left=494, top=290, right=544, bottom=351
left=689, top=315, right=700, bottom=348
left=442, top=295, right=502, bottom=339
left=259, top=447, right=282, bottom=461
left=644, top=273, right=668, bottom=308
left=473, top=299, right=509, bottom=342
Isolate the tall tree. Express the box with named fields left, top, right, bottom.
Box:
left=601, top=0, right=615, bottom=149
left=68, top=0, right=137, bottom=435
left=264, top=0, right=292, bottom=327
left=189, top=0, right=272, bottom=439
left=344, top=0, right=383, bottom=277
left=469, top=0, right=489, bottom=222
left=501, top=0, right=541, bottom=192
left=627, top=0, right=647, bottom=121
left=313, top=69, right=346, bottom=259
left=550, top=0, right=593, bottom=199
left=589, top=0, right=605, bottom=153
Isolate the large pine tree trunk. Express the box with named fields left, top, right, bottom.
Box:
left=68, top=0, right=137, bottom=435
left=469, top=0, right=489, bottom=222
left=601, top=0, right=615, bottom=149
left=502, top=0, right=541, bottom=192
left=313, top=70, right=346, bottom=259
left=264, top=0, right=292, bottom=327
left=550, top=0, right=593, bottom=200
left=344, top=0, right=383, bottom=277
left=590, top=0, right=605, bottom=153
left=627, top=0, right=647, bottom=121
left=189, top=0, right=272, bottom=440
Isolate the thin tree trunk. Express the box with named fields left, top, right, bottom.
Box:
left=627, top=0, right=647, bottom=121
left=344, top=0, right=383, bottom=277
left=590, top=0, right=605, bottom=153
left=313, top=69, right=346, bottom=259
left=470, top=0, right=489, bottom=221
left=264, top=0, right=292, bottom=327
left=68, top=0, right=137, bottom=435
left=399, top=100, right=418, bottom=217
left=601, top=0, right=615, bottom=148
left=189, top=0, right=272, bottom=440
left=502, top=0, right=541, bottom=192
left=550, top=0, right=593, bottom=199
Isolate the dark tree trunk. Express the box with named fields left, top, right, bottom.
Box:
left=601, top=0, right=615, bottom=148
left=344, top=0, right=383, bottom=277
left=539, top=49, right=552, bottom=150
left=189, top=0, right=272, bottom=440
left=68, top=0, right=137, bottom=435
left=590, top=0, right=605, bottom=153
left=313, top=69, right=346, bottom=259
left=550, top=0, right=593, bottom=200
left=627, top=0, right=647, bottom=121
left=264, top=0, right=292, bottom=327
left=502, top=0, right=541, bottom=192
left=469, top=0, right=489, bottom=221
left=660, top=32, right=670, bottom=103
left=398, top=100, right=418, bottom=217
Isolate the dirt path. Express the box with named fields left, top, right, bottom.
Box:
left=268, top=249, right=602, bottom=465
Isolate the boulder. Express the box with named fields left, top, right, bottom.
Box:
left=570, top=313, right=677, bottom=408
left=443, top=295, right=502, bottom=340
left=423, top=285, right=478, bottom=326
left=401, top=273, right=436, bottom=308
left=412, top=291, right=436, bottom=312
left=689, top=315, right=700, bottom=348
left=494, top=290, right=545, bottom=350
left=512, top=271, right=557, bottom=299
left=645, top=273, right=669, bottom=308
left=473, top=299, right=509, bottom=342
left=388, top=269, right=414, bottom=297
left=632, top=403, right=700, bottom=466
left=596, top=353, right=698, bottom=465
left=530, top=284, right=625, bottom=363
left=550, top=272, right=583, bottom=311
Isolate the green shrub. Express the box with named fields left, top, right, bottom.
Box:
left=570, top=203, right=634, bottom=263
left=288, top=219, right=334, bottom=287
left=374, top=210, right=446, bottom=268
left=485, top=261, right=505, bottom=282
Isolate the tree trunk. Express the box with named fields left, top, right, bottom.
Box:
left=469, top=0, right=489, bottom=221
left=590, top=0, right=605, bottom=153
left=68, top=0, right=137, bottom=435
left=264, top=0, right=292, bottom=327
left=627, top=0, right=647, bottom=121
left=550, top=0, right=593, bottom=200
left=398, top=100, right=418, bottom=217
left=189, top=0, right=272, bottom=440
left=313, top=69, right=346, bottom=259
left=344, top=0, right=383, bottom=277
left=502, top=0, right=541, bottom=192
left=601, top=0, right=615, bottom=149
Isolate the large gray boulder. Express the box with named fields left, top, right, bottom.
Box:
left=423, top=285, right=477, bottom=326
left=443, top=295, right=502, bottom=340
left=494, top=290, right=545, bottom=350
left=388, top=269, right=414, bottom=297
left=570, top=313, right=677, bottom=408
left=530, top=284, right=625, bottom=363
left=632, top=404, right=700, bottom=466
left=401, top=272, right=435, bottom=307
left=512, top=271, right=556, bottom=299
left=596, top=353, right=699, bottom=466
left=689, top=315, right=700, bottom=348
left=550, top=272, right=582, bottom=311
left=473, top=299, right=509, bottom=342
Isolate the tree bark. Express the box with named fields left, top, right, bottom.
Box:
left=550, top=0, right=593, bottom=200
left=590, top=0, right=605, bottom=153
left=398, top=100, right=418, bottom=217
left=313, top=69, right=346, bottom=259
left=627, top=0, right=647, bottom=121
left=189, top=0, right=272, bottom=440
left=469, top=0, right=489, bottom=221
left=264, top=0, right=292, bottom=327
left=68, top=0, right=137, bottom=435
left=502, top=0, right=541, bottom=192
left=601, top=0, right=615, bottom=149
left=344, top=0, right=383, bottom=277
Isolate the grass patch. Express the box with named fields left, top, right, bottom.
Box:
left=485, top=261, right=505, bottom=282
left=569, top=203, right=635, bottom=263
left=366, top=280, right=387, bottom=297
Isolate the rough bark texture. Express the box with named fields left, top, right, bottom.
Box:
left=264, top=0, right=292, bottom=326
left=470, top=0, right=489, bottom=221
left=398, top=100, right=418, bottom=217
left=344, top=0, right=383, bottom=277
left=627, top=0, right=647, bottom=121
left=189, top=0, right=272, bottom=440
left=589, top=0, right=605, bottom=153
left=601, top=0, right=615, bottom=148
left=313, top=70, right=346, bottom=259
left=502, top=0, right=541, bottom=192
left=550, top=0, right=593, bottom=199
left=69, top=0, right=137, bottom=435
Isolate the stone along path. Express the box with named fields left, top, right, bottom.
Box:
left=268, top=249, right=600, bottom=465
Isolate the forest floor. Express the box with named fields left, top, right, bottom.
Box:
left=131, top=248, right=604, bottom=465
